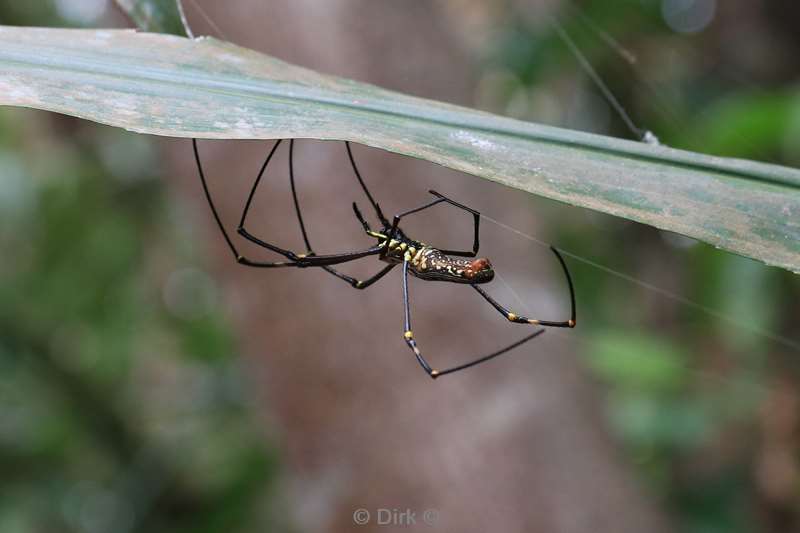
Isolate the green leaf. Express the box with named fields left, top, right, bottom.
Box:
left=112, top=0, right=188, bottom=36
left=0, top=26, right=798, bottom=272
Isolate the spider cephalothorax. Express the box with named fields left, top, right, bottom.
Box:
left=193, top=138, right=576, bottom=379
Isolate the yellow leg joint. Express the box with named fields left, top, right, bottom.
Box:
left=507, top=313, right=517, bottom=321
left=404, top=330, right=414, bottom=340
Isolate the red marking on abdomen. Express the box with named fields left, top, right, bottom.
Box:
left=469, top=258, right=492, bottom=271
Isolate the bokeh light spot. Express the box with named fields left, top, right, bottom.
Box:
left=661, top=0, right=716, bottom=34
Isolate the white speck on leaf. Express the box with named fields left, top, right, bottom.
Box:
left=115, top=108, right=141, bottom=118
left=88, top=31, right=113, bottom=45
left=451, top=130, right=496, bottom=151
left=217, top=53, right=244, bottom=64
left=232, top=118, right=256, bottom=136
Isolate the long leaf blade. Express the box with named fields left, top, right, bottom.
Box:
left=0, top=26, right=798, bottom=272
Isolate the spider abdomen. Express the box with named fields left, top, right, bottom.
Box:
left=409, top=247, right=494, bottom=284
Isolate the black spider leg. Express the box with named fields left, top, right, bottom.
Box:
left=345, top=141, right=399, bottom=286
left=192, top=138, right=381, bottom=269
left=345, top=141, right=389, bottom=227
left=234, top=139, right=385, bottom=267
left=234, top=139, right=392, bottom=285
left=402, top=259, right=545, bottom=379
left=381, top=190, right=480, bottom=260
left=428, top=190, right=480, bottom=257
left=472, top=246, right=577, bottom=328
left=284, top=140, right=395, bottom=289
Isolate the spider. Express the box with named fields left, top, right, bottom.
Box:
left=192, top=138, right=576, bottom=379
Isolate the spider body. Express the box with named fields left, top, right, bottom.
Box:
left=192, top=138, right=576, bottom=379
left=365, top=224, right=495, bottom=284
left=403, top=246, right=495, bottom=285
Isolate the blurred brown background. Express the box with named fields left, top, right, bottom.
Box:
left=174, top=1, right=672, bottom=531
left=1, top=1, right=799, bottom=532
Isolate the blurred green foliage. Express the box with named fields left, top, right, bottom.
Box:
left=0, top=104, right=281, bottom=532
left=481, top=2, right=800, bottom=532
left=0, top=2, right=283, bottom=524
left=0, top=103, right=282, bottom=531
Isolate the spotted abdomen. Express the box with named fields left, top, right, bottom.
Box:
left=409, top=247, right=494, bottom=284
